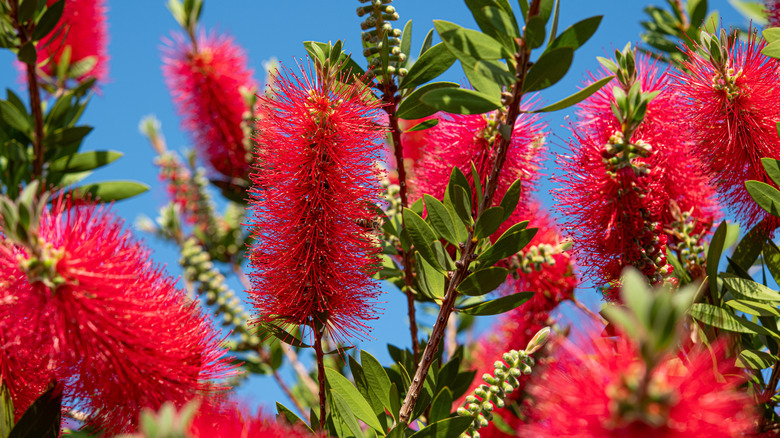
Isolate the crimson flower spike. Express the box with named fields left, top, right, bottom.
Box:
left=674, top=28, right=780, bottom=233
left=248, top=60, right=385, bottom=344
left=0, top=195, right=232, bottom=434
left=555, top=45, right=719, bottom=300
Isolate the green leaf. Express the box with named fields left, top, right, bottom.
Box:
left=451, top=185, right=473, bottom=226
left=434, top=20, right=510, bottom=64
left=9, top=385, right=61, bottom=438
left=532, top=76, right=615, bottom=113
left=548, top=16, right=602, bottom=50
left=726, top=299, right=780, bottom=317
left=432, top=240, right=456, bottom=271
left=764, top=27, right=780, bottom=44
left=69, top=181, right=148, bottom=202
left=762, top=158, right=780, bottom=186
left=728, top=221, right=770, bottom=274
left=424, top=194, right=458, bottom=245
left=499, top=178, right=523, bottom=221
left=406, top=118, right=439, bottom=132
left=276, top=402, right=315, bottom=434
left=538, top=0, right=555, bottom=24
left=707, top=221, right=728, bottom=298
left=547, top=0, right=560, bottom=45
left=408, top=416, right=473, bottom=438
left=523, top=47, right=574, bottom=92
left=33, top=0, right=64, bottom=41
left=474, top=206, right=505, bottom=239
left=0, top=100, right=30, bottom=133
left=325, top=368, right=384, bottom=433
left=746, top=180, right=780, bottom=218
left=17, top=0, right=38, bottom=24
left=331, top=390, right=365, bottom=438
left=457, top=291, right=534, bottom=316
left=1, top=385, right=13, bottom=438
left=736, top=349, right=777, bottom=370
left=361, top=351, right=394, bottom=419
left=403, top=208, right=444, bottom=272
left=44, top=126, right=93, bottom=148
left=765, top=242, right=780, bottom=285
left=397, top=82, right=459, bottom=119
left=477, top=227, right=537, bottom=267
left=259, top=323, right=311, bottom=348
left=429, top=388, right=453, bottom=423
left=420, top=87, right=502, bottom=115
left=399, top=43, right=457, bottom=90
left=420, top=28, right=435, bottom=56
left=728, top=0, right=768, bottom=25
left=688, top=0, right=708, bottom=25
left=462, top=59, right=514, bottom=98
left=417, top=255, right=446, bottom=299
left=400, top=20, right=413, bottom=68
left=482, top=5, right=519, bottom=39
left=689, top=303, right=758, bottom=334
left=48, top=150, right=122, bottom=173
left=722, top=276, right=780, bottom=302
left=471, top=162, right=484, bottom=206
left=457, top=267, right=509, bottom=296
left=524, top=15, right=546, bottom=49
left=16, top=42, right=36, bottom=66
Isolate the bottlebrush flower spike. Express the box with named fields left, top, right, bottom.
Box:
left=556, top=50, right=719, bottom=298
left=36, top=0, right=109, bottom=83
left=522, top=334, right=755, bottom=437
left=767, top=1, right=780, bottom=27
left=0, top=198, right=231, bottom=434
left=411, top=108, right=546, bottom=207
left=674, top=29, right=780, bottom=233
left=249, top=62, right=385, bottom=343
left=163, top=31, right=257, bottom=180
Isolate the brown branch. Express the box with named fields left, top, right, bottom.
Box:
left=313, top=324, right=327, bottom=430
left=382, top=81, right=420, bottom=363
left=281, top=343, right=320, bottom=397
left=10, top=0, right=46, bottom=180
left=397, top=0, right=540, bottom=424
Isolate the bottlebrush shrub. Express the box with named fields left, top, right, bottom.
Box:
left=556, top=54, right=719, bottom=299
left=36, top=0, right=109, bottom=83
left=163, top=31, right=257, bottom=180
left=0, top=199, right=231, bottom=433
left=522, top=333, right=756, bottom=437
left=248, top=62, right=385, bottom=343
left=674, top=29, right=780, bottom=233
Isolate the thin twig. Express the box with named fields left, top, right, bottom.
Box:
left=397, top=0, right=541, bottom=424
left=313, top=324, right=327, bottom=430
left=282, top=343, right=320, bottom=397
left=572, top=297, right=607, bottom=325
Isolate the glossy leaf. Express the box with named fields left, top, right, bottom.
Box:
left=361, top=351, right=394, bottom=418
left=457, top=267, right=509, bottom=296
left=259, top=323, right=310, bottom=348
left=406, top=118, right=439, bottom=132
left=1, top=386, right=13, bottom=438
left=548, top=16, right=602, bottom=50
left=429, top=388, right=453, bottom=423
left=523, top=47, right=574, bottom=92
left=424, top=194, right=459, bottom=245
left=707, top=221, right=728, bottom=298
left=70, top=181, right=149, bottom=202
left=736, top=349, right=777, bottom=369
left=722, top=276, right=780, bottom=302
left=689, top=303, right=757, bottom=334
left=726, top=300, right=780, bottom=317
left=482, top=5, right=519, bottom=39
left=331, top=390, right=365, bottom=438
left=417, top=256, right=446, bottom=299
left=399, top=43, right=457, bottom=90
left=325, top=368, right=383, bottom=433
left=762, top=158, right=780, bottom=186
left=474, top=206, right=505, bottom=239
left=477, top=227, right=537, bottom=267
left=276, top=402, right=314, bottom=434
left=451, top=185, right=473, bottom=226
left=17, top=42, right=36, bottom=65
left=746, top=180, right=780, bottom=218
left=397, top=82, right=459, bottom=119
left=0, top=100, right=30, bottom=133
left=765, top=242, right=780, bottom=285
left=457, top=291, right=534, bottom=316
left=400, top=19, right=413, bottom=67
left=728, top=221, right=770, bottom=274
left=434, top=20, right=509, bottom=64
left=524, top=15, right=546, bottom=49
left=764, top=27, right=780, bottom=44
left=420, top=87, right=502, bottom=115
left=403, top=208, right=444, bottom=272
left=8, top=385, right=61, bottom=438
left=48, top=150, right=122, bottom=173
left=32, top=0, right=65, bottom=41
left=409, top=416, right=473, bottom=438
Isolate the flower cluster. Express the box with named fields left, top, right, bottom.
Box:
left=249, top=63, right=385, bottom=342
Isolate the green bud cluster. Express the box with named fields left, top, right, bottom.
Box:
left=180, top=238, right=259, bottom=351
left=357, top=0, right=408, bottom=79
left=698, top=29, right=742, bottom=100
left=667, top=203, right=707, bottom=272
left=457, top=328, right=550, bottom=438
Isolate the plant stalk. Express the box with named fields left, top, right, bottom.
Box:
left=397, top=0, right=540, bottom=424
left=313, top=323, right=327, bottom=430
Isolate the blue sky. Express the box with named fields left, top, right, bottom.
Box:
left=0, top=0, right=753, bottom=415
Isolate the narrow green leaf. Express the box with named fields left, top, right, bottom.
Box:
left=457, top=291, right=534, bottom=316
left=325, top=368, right=384, bottom=433
left=462, top=59, right=515, bottom=98
left=429, top=388, right=453, bottom=423
left=726, top=299, right=780, bottom=317
left=32, top=0, right=64, bottom=41
left=762, top=158, right=780, bottom=186
left=361, top=351, right=393, bottom=419
left=0, top=100, right=30, bottom=133
left=746, top=181, right=780, bottom=218
left=523, top=47, right=574, bottom=92
left=389, top=382, right=400, bottom=419
left=765, top=242, right=780, bottom=285
left=689, top=0, right=708, bottom=25
left=736, top=349, right=777, bottom=370
left=477, top=227, right=537, bottom=267
left=276, top=402, right=315, bottom=434
left=44, top=126, right=93, bottom=148
left=539, top=0, right=555, bottom=24
left=48, top=150, right=122, bottom=173
left=769, top=41, right=780, bottom=59
left=397, top=82, right=459, bottom=119
left=406, top=118, right=439, bottom=132
left=420, top=28, right=434, bottom=56
left=471, top=162, right=484, bottom=206
left=1, top=385, right=13, bottom=438
left=707, top=221, right=728, bottom=298
left=689, top=303, right=758, bottom=334
left=482, top=5, right=519, bottom=39
left=8, top=385, right=61, bottom=438
left=69, top=181, right=148, bottom=202
left=331, top=390, right=366, bottom=438
left=403, top=208, right=444, bottom=272
left=16, top=42, right=36, bottom=65
left=420, top=87, right=502, bottom=115
left=722, top=276, right=780, bottom=302
left=424, top=194, right=458, bottom=245
left=400, top=19, right=413, bottom=67
left=548, top=0, right=561, bottom=45
left=457, top=267, right=509, bottom=296
left=728, top=221, right=770, bottom=274
left=474, top=206, right=505, bottom=239
left=728, top=0, right=768, bottom=25
left=259, top=323, right=310, bottom=348
left=499, top=178, right=523, bottom=221
left=417, top=255, right=445, bottom=299
left=548, top=16, right=602, bottom=50
left=409, top=416, right=473, bottom=438
left=452, top=185, right=473, bottom=226
left=524, top=15, right=546, bottom=49
left=434, top=21, right=509, bottom=64
left=764, top=27, right=780, bottom=43
left=399, top=43, right=457, bottom=90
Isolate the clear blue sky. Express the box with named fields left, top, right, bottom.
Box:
left=0, top=0, right=751, bottom=415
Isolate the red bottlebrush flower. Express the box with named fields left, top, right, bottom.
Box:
left=0, top=323, right=57, bottom=421
left=0, top=199, right=231, bottom=434
left=190, top=397, right=315, bottom=438
left=410, top=109, right=546, bottom=207
left=163, top=31, right=257, bottom=180
left=674, top=31, right=780, bottom=233
left=500, top=204, right=577, bottom=313
left=36, top=0, right=109, bottom=83
left=767, top=1, right=780, bottom=27
left=522, top=334, right=755, bottom=437
left=248, top=63, right=385, bottom=343
left=556, top=55, right=719, bottom=297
